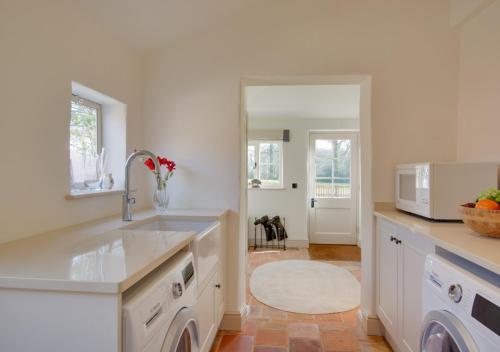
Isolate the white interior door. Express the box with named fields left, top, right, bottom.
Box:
left=308, top=132, right=358, bottom=244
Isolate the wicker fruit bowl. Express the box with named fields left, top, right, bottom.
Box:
left=459, top=205, right=500, bottom=238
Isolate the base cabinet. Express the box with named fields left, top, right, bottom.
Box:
left=196, top=268, right=224, bottom=352
left=376, top=218, right=433, bottom=352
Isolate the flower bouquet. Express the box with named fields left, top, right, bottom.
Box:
left=144, top=156, right=176, bottom=211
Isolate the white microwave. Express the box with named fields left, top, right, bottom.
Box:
left=395, top=162, right=499, bottom=220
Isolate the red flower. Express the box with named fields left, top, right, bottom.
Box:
left=144, top=158, right=155, bottom=171
left=144, top=155, right=176, bottom=174
left=166, top=160, right=176, bottom=172
left=158, top=157, right=169, bottom=166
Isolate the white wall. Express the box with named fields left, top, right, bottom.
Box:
left=0, top=0, right=147, bottom=244
left=143, top=0, right=459, bottom=315
left=456, top=0, right=500, bottom=162
left=449, top=0, right=494, bottom=27
left=247, top=118, right=359, bottom=243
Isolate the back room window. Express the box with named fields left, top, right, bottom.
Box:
left=247, top=140, right=283, bottom=188
left=69, top=96, right=102, bottom=189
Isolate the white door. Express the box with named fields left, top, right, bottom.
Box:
left=400, top=239, right=426, bottom=352
left=376, top=219, right=399, bottom=339
left=308, top=132, right=358, bottom=244
left=195, top=273, right=217, bottom=352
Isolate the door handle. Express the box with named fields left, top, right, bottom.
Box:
left=311, top=198, right=316, bottom=208
left=390, top=236, right=402, bottom=244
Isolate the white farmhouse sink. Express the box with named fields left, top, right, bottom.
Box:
left=123, top=215, right=221, bottom=288
left=129, top=218, right=215, bottom=233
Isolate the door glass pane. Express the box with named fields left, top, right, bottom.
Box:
left=175, top=329, right=191, bottom=352
left=314, top=139, right=351, bottom=198
left=334, top=158, right=350, bottom=178
left=421, top=321, right=460, bottom=352
left=315, top=139, right=333, bottom=177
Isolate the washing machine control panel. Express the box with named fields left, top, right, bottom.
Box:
left=471, top=293, right=500, bottom=336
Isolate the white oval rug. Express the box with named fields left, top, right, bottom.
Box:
left=250, top=260, right=360, bottom=314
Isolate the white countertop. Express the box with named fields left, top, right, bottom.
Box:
left=0, top=208, right=227, bottom=294
left=374, top=208, right=500, bottom=275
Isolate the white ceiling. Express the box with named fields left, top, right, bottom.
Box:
left=74, top=0, right=249, bottom=53
left=246, top=85, right=360, bottom=120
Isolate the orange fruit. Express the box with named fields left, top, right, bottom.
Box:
left=475, top=199, right=500, bottom=210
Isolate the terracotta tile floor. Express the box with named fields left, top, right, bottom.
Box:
left=211, top=245, right=392, bottom=352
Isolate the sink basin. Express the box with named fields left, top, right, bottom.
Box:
left=123, top=215, right=221, bottom=288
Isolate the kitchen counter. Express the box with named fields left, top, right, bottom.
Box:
left=374, top=208, right=500, bottom=275
left=0, top=208, right=227, bottom=294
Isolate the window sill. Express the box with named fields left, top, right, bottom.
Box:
left=65, top=188, right=125, bottom=200
left=248, top=187, right=286, bottom=190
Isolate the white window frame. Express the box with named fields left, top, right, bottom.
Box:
left=248, top=140, right=283, bottom=189
left=70, top=95, right=103, bottom=190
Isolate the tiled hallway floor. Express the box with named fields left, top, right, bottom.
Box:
left=210, top=245, right=392, bottom=352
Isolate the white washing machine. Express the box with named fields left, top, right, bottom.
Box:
left=421, top=255, right=500, bottom=352
left=123, top=250, right=199, bottom=352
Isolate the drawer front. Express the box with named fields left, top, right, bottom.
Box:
left=194, top=223, right=221, bottom=289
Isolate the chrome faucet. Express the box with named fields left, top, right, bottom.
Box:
left=122, top=150, right=162, bottom=221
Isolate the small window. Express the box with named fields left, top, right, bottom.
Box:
left=248, top=141, right=283, bottom=188
left=69, top=96, right=102, bottom=189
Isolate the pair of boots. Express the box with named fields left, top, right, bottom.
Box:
left=254, top=215, right=288, bottom=241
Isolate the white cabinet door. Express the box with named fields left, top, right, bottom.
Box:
left=196, top=272, right=217, bottom=352
left=376, top=219, right=399, bottom=339
left=214, top=270, right=224, bottom=326
left=399, top=238, right=426, bottom=352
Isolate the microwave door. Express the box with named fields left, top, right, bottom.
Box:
left=396, top=168, right=419, bottom=214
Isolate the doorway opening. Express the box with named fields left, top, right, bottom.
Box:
left=245, top=84, right=361, bottom=247
left=234, top=76, right=378, bottom=350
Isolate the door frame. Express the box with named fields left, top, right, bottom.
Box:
left=238, top=75, right=375, bottom=329
left=307, top=130, right=360, bottom=245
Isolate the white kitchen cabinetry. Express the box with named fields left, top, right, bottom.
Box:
left=376, top=217, right=433, bottom=352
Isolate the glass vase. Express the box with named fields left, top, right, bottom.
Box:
left=153, top=184, right=169, bottom=212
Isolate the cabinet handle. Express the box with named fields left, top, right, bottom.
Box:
left=389, top=235, right=402, bottom=244
left=215, top=284, right=221, bottom=289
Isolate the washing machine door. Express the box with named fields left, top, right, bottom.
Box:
left=420, top=311, right=479, bottom=352
left=161, top=308, right=199, bottom=352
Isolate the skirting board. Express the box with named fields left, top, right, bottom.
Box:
left=219, top=305, right=248, bottom=331
left=357, top=309, right=384, bottom=336
left=383, top=329, right=399, bottom=352
left=247, top=239, right=309, bottom=249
